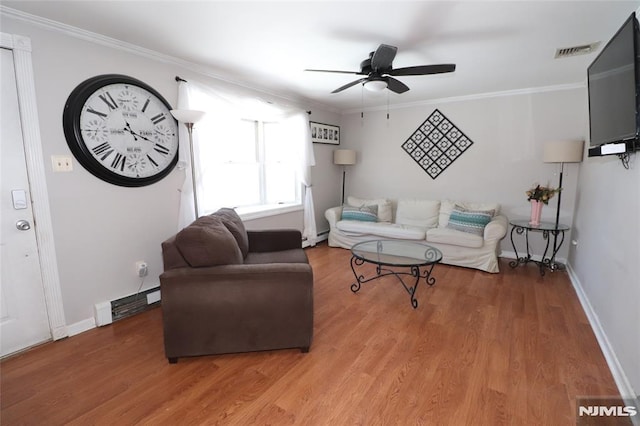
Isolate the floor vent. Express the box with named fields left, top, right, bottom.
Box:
left=111, top=287, right=160, bottom=322
left=555, top=42, right=600, bottom=58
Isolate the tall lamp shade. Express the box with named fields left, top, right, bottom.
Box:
left=334, top=149, right=357, bottom=165
left=543, top=140, right=584, bottom=164
left=543, top=140, right=584, bottom=261
left=170, top=109, right=206, bottom=218
left=334, top=149, right=357, bottom=204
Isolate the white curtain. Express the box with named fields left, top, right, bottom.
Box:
left=174, top=79, right=317, bottom=243
left=281, top=111, right=317, bottom=245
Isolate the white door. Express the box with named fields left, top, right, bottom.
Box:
left=0, top=47, right=51, bottom=356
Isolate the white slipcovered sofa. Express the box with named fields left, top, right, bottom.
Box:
left=325, top=196, right=508, bottom=273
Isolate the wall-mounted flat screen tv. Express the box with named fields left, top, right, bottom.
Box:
left=587, top=12, right=640, bottom=157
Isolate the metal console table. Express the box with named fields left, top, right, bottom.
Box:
left=508, top=219, right=569, bottom=276
left=350, top=240, right=442, bottom=309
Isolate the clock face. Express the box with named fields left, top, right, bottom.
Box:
left=63, top=74, right=179, bottom=187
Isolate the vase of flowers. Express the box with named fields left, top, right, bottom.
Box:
left=526, top=184, right=559, bottom=226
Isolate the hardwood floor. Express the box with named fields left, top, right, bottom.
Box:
left=1, top=243, right=620, bottom=425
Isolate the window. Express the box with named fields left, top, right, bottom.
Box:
left=199, top=118, right=300, bottom=215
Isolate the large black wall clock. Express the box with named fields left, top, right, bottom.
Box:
left=63, top=74, right=179, bottom=187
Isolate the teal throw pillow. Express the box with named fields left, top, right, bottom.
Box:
left=341, top=205, right=378, bottom=222
left=446, top=206, right=494, bottom=236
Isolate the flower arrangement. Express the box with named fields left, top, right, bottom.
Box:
left=526, top=184, right=560, bottom=205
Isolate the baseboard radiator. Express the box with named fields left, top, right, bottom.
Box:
left=94, top=287, right=160, bottom=326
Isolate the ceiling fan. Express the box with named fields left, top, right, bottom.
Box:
left=305, top=44, right=456, bottom=94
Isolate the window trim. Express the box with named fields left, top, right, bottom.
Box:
left=236, top=202, right=303, bottom=221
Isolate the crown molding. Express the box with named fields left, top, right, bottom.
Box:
left=0, top=6, right=339, bottom=114
left=341, top=82, right=586, bottom=115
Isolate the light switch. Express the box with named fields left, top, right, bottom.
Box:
left=11, top=190, right=27, bottom=210
left=51, top=155, right=73, bottom=172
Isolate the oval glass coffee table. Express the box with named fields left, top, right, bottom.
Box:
left=350, top=240, right=443, bottom=309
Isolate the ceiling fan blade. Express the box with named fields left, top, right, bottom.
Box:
left=385, top=76, right=410, bottom=94
left=305, top=69, right=364, bottom=75
left=331, top=78, right=367, bottom=93
left=388, top=64, right=456, bottom=76
left=371, top=44, right=397, bottom=71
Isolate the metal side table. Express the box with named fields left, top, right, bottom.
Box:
left=508, top=220, right=569, bottom=276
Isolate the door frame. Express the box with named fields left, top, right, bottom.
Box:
left=1, top=32, right=67, bottom=341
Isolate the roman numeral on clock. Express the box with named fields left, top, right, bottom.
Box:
left=86, top=108, right=108, bottom=118
left=141, top=98, right=150, bottom=113
left=151, top=113, right=166, bottom=124
left=92, top=142, right=114, bottom=160
left=111, top=152, right=126, bottom=171
left=154, top=144, right=170, bottom=155
left=92, top=142, right=111, bottom=155
left=98, top=92, right=118, bottom=110
left=147, top=154, right=158, bottom=167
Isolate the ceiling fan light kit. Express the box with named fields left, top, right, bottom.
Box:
left=306, top=44, right=456, bottom=95
left=364, top=80, right=387, bottom=92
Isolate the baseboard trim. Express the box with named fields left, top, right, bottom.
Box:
left=303, top=232, right=328, bottom=248
left=565, top=262, right=637, bottom=407
left=66, top=317, right=96, bottom=337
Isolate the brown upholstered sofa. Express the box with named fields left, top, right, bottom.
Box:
left=160, top=208, right=313, bottom=363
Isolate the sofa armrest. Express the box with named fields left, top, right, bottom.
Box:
left=324, top=206, right=343, bottom=229
left=484, top=214, right=508, bottom=241
left=247, top=229, right=302, bottom=252
left=160, top=263, right=313, bottom=307
left=161, top=262, right=312, bottom=282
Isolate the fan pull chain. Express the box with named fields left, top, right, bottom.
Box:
left=361, top=84, right=364, bottom=119
left=387, top=90, right=390, bottom=120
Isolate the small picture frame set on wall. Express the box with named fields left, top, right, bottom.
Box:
left=310, top=121, right=340, bottom=145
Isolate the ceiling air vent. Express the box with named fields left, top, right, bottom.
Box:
left=555, top=42, right=600, bottom=58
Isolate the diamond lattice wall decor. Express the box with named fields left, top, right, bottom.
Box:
left=401, top=109, right=474, bottom=179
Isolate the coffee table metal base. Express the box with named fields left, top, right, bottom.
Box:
left=349, top=256, right=437, bottom=309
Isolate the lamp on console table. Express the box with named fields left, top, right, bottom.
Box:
left=170, top=109, right=206, bottom=217
left=333, top=149, right=357, bottom=205
left=543, top=139, right=584, bottom=258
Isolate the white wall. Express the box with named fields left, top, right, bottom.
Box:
left=0, top=14, right=340, bottom=327
left=340, top=87, right=586, bottom=259
left=569, top=95, right=640, bottom=397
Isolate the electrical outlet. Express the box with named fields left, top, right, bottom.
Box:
left=136, top=261, right=148, bottom=277
left=51, top=155, right=73, bottom=172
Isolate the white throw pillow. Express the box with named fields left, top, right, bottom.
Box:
left=395, top=199, right=441, bottom=228
left=347, top=196, right=393, bottom=222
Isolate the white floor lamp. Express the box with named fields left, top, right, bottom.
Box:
left=543, top=140, right=584, bottom=256
left=333, top=149, right=357, bottom=205
left=170, top=109, right=206, bottom=216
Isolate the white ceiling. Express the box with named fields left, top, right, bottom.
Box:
left=3, top=1, right=640, bottom=111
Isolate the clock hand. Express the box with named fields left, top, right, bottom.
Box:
left=123, top=120, right=153, bottom=142
left=123, top=122, right=139, bottom=141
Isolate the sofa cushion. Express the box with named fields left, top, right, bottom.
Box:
left=439, top=200, right=500, bottom=228
left=212, top=208, right=249, bottom=258
left=446, top=205, right=494, bottom=236
left=341, top=205, right=378, bottom=222
left=244, top=249, right=309, bottom=265
left=426, top=227, right=484, bottom=248
left=347, top=196, right=393, bottom=222
left=175, top=217, right=243, bottom=267
left=337, top=220, right=426, bottom=240
left=395, top=199, right=440, bottom=228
